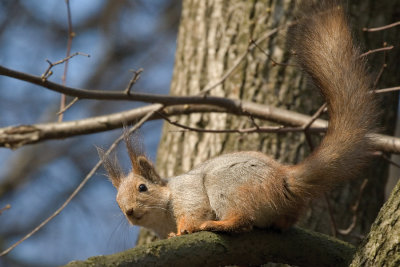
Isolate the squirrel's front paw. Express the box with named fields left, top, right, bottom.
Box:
left=169, top=229, right=191, bottom=238
left=168, top=232, right=177, bottom=238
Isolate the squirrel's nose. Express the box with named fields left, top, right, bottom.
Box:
left=126, top=208, right=134, bottom=216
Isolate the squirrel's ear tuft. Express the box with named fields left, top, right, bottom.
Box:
left=136, top=156, right=164, bottom=185
left=123, top=129, right=164, bottom=185
left=123, top=128, right=144, bottom=173
left=97, top=147, right=124, bottom=188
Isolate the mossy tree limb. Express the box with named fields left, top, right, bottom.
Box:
left=65, top=227, right=354, bottom=267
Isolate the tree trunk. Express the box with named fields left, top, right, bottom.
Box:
left=139, top=0, right=399, bottom=260
left=350, top=180, right=400, bottom=266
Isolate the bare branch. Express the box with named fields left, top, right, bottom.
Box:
left=41, top=52, right=90, bottom=81
left=0, top=64, right=244, bottom=107
left=302, top=103, right=328, bottom=150
left=0, top=101, right=399, bottom=154
left=0, top=104, right=163, bottom=149
left=56, top=97, right=79, bottom=115
left=324, top=195, right=338, bottom=237
left=376, top=151, right=400, bottom=169
left=363, top=21, right=400, bottom=32
left=1, top=63, right=397, bottom=107
left=0, top=204, right=11, bottom=215
left=59, top=0, right=74, bottom=122
left=337, top=179, right=369, bottom=236
left=373, top=63, right=387, bottom=88
left=360, top=46, right=394, bottom=57
left=250, top=39, right=296, bottom=67
left=125, top=68, right=144, bottom=95
left=374, top=86, right=400, bottom=94
left=160, top=112, right=324, bottom=134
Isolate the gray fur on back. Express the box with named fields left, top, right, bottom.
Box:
left=168, top=152, right=277, bottom=222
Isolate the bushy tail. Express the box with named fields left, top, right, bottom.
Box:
left=288, top=0, right=378, bottom=196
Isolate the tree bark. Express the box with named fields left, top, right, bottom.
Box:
left=350, top=180, right=400, bottom=266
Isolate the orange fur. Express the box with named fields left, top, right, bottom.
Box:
left=199, top=214, right=252, bottom=232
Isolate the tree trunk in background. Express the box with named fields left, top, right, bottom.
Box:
left=138, top=0, right=400, bottom=250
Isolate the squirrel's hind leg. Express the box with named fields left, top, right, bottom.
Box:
left=171, top=215, right=206, bottom=236
left=199, top=213, right=253, bottom=233
left=171, top=212, right=252, bottom=236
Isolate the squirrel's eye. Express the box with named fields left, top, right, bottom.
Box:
left=138, top=184, right=147, bottom=192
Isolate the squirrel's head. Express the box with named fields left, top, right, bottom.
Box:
left=98, top=131, right=172, bottom=235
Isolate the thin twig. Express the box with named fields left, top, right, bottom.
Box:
left=41, top=52, right=90, bottom=81
left=250, top=39, right=296, bottom=67
left=159, top=112, right=325, bottom=134
left=56, top=97, right=79, bottom=115
left=324, top=194, right=338, bottom=238
left=373, top=64, right=387, bottom=89
left=248, top=116, right=261, bottom=129
left=302, top=103, right=327, bottom=150
left=59, top=0, right=74, bottom=122
left=198, top=21, right=295, bottom=95
left=380, top=152, right=400, bottom=168
left=337, top=179, right=369, bottom=235
left=0, top=204, right=11, bottom=215
left=374, top=86, right=400, bottom=94
left=0, top=107, right=161, bottom=257
left=197, top=51, right=247, bottom=96
left=372, top=42, right=389, bottom=88
left=360, top=46, right=394, bottom=58
left=302, top=104, right=328, bottom=130
left=363, top=21, right=400, bottom=32
left=125, top=68, right=144, bottom=95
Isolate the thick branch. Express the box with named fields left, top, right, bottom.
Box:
left=64, top=227, right=355, bottom=267
left=0, top=104, right=212, bottom=149
left=0, top=64, right=242, bottom=107
left=1, top=64, right=397, bottom=108
left=0, top=102, right=399, bottom=154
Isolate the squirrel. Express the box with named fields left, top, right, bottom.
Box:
left=98, top=0, right=378, bottom=239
